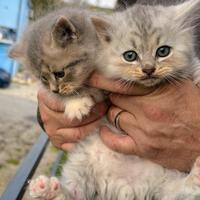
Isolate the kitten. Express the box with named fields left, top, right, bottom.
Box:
left=9, top=8, right=104, bottom=120
left=97, top=1, right=200, bottom=88
left=11, top=1, right=200, bottom=200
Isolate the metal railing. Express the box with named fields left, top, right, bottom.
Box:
left=0, top=132, right=49, bottom=200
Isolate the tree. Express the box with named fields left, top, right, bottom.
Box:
left=29, top=0, right=63, bottom=20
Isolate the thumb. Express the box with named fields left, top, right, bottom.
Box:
left=100, top=126, right=137, bottom=154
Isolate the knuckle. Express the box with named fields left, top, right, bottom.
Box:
left=108, top=107, right=117, bottom=121
left=75, top=128, right=83, bottom=140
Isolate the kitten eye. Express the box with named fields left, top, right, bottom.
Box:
left=123, top=50, right=138, bottom=62
left=54, top=70, right=65, bottom=78
left=156, top=46, right=171, bottom=58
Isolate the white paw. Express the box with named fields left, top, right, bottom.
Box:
left=29, top=175, right=60, bottom=200
left=64, top=97, right=94, bottom=121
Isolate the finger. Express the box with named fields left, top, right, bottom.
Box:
left=107, top=106, right=139, bottom=134
left=40, top=101, right=107, bottom=128
left=89, top=72, right=155, bottom=95
left=61, top=143, right=75, bottom=151
left=38, top=88, right=65, bottom=112
left=107, top=106, right=172, bottom=148
left=56, top=119, right=101, bottom=143
left=100, top=126, right=137, bottom=154
left=109, top=94, right=142, bottom=115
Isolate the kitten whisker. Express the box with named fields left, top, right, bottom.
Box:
left=164, top=76, right=180, bottom=86
left=165, top=71, right=190, bottom=87
left=117, top=78, right=136, bottom=91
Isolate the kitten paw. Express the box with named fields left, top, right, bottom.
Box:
left=64, top=97, right=94, bottom=120
left=29, top=175, right=61, bottom=200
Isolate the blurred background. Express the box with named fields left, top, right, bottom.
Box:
left=0, top=0, right=137, bottom=197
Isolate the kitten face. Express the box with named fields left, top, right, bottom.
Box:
left=39, top=29, right=94, bottom=95
left=39, top=53, right=91, bottom=95
left=9, top=10, right=99, bottom=95
left=98, top=1, right=199, bottom=87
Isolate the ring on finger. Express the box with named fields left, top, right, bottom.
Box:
left=114, top=110, right=126, bottom=133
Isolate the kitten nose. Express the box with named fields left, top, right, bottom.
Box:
left=142, top=67, right=155, bottom=76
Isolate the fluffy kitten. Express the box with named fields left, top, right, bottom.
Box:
left=97, top=1, right=200, bottom=88
left=11, top=1, right=200, bottom=200
left=9, top=8, right=104, bottom=120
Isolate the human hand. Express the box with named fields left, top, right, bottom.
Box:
left=90, top=77, right=200, bottom=171
left=37, top=71, right=153, bottom=151
left=37, top=88, right=108, bottom=151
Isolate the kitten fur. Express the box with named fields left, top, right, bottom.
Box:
left=12, top=1, right=200, bottom=200
left=56, top=1, right=200, bottom=199
left=97, top=0, right=200, bottom=87
left=9, top=8, right=104, bottom=120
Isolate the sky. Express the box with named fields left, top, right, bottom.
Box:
left=86, top=0, right=117, bottom=8
left=64, top=0, right=117, bottom=8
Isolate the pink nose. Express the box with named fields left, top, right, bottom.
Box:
left=142, top=67, right=155, bottom=76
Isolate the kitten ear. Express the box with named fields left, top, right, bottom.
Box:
left=174, top=0, right=200, bottom=21
left=91, top=17, right=112, bottom=43
left=52, top=16, right=78, bottom=48
left=8, top=42, right=24, bottom=62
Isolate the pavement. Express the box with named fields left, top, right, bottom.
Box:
left=0, top=82, right=60, bottom=198
left=0, top=92, right=38, bottom=121
left=0, top=92, right=41, bottom=195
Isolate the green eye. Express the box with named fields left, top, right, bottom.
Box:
left=54, top=70, right=65, bottom=78
left=156, top=46, right=171, bottom=58
left=123, top=50, right=138, bottom=62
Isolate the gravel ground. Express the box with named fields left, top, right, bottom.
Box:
left=0, top=82, right=58, bottom=197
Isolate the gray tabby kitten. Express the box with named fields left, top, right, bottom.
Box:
left=10, top=1, right=200, bottom=200
left=9, top=8, right=104, bottom=120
